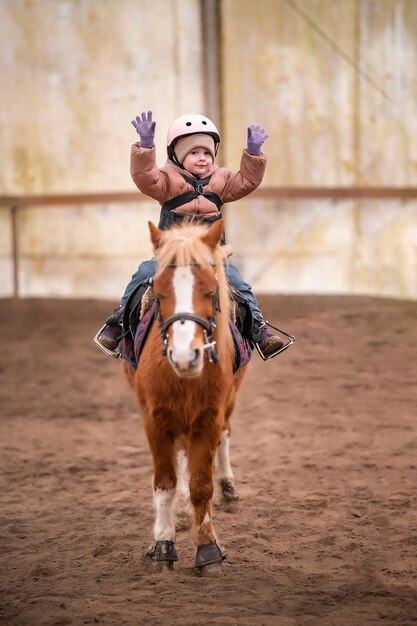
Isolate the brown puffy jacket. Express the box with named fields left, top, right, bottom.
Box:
left=130, top=144, right=267, bottom=219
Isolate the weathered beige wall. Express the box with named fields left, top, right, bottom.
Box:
left=221, top=0, right=417, bottom=299
left=228, top=198, right=417, bottom=299
left=0, top=0, right=204, bottom=194
left=221, top=0, right=357, bottom=186
left=358, top=0, right=417, bottom=186
left=1, top=0, right=417, bottom=300
left=15, top=201, right=160, bottom=299
left=0, top=0, right=205, bottom=298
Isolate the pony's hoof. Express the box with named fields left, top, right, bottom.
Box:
left=222, top=500, right=240, bottom=514
left=151, top=559, right=174, bottom=573
left=145, top=540, right=178, bottom=573
left=199, top=561, right=224, bottom=577
left=195, top=540, right=226, bottom=576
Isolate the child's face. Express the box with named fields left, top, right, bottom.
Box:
left=182, top=148, right=213, bottom=176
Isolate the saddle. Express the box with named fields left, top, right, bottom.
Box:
left=119, top=279, right=253, bottom=372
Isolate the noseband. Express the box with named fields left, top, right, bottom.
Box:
left=155, top=263, right=220, bottom=364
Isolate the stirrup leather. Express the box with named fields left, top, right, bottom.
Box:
left=254, top=320, right=295, bottom=361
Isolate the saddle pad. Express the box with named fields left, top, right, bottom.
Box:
left=119, top=305, right=252, bottom=372
left=229, top=320, right=253, bottom=372
left=119, top=303, right=157, bottom=369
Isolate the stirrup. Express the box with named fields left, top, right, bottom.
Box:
left=93, top=324, right=122, bottom=359
left=254, top=321, right=295, bottom=361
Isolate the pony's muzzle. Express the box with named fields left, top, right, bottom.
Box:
left=168, top=347, right=203, bottom=376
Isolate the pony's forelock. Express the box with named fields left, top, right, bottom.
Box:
left=157, top=223, right=221, bottom=269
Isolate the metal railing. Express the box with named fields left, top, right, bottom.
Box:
left=2, top=187, right=417, bottom=298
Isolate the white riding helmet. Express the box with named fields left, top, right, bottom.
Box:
left=166, top=114, right=221, bottom=154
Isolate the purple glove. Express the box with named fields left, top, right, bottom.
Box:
left=131, top=111, right=156, bottom=148
left=246, top=124, right=268, bottom=156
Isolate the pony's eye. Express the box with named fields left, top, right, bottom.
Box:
left=205, top=291, right=216, bottom=298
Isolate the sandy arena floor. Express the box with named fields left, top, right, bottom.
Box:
left=1, top=295, right=417, bottom=626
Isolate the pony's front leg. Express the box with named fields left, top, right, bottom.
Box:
left=188, top=419, right=226, bottom=577
left=145, top=425, right=178, bottom=572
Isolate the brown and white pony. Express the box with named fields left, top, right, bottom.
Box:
left=123, top=219, right=247, bottom=576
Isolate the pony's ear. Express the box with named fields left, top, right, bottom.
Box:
left=201, top=219, right=224, bottom=251
left=148, top=221, right=163, bottom=251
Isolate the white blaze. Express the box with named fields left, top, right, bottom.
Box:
left=172, top=266, right=195, bottom=361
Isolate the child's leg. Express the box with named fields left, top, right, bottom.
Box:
left=225, top=262, right=263, bottom=323
left=120, top=258, right=157, bottom=306
left=225, top=262, right=284, bottom=355
left=97, top=258, right=157, bottom=353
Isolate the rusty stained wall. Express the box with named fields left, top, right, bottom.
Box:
left=0, top=0, right=205, bottom=194
left=1, top=0, right=417, bottom=300
left=0, top=0, right=205, bottom=298
left=13, top=201, right=159, bottom=299
left=221, top=0, right=417, bottom=299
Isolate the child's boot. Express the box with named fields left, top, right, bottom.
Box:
left=252, top=318, right=285, bottom=357
left=258, top=323, right=285, bottom=356
left=96, top=306, right=124, bottom=351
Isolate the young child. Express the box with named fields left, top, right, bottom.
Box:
left=97, top=111, right=284, bottom=357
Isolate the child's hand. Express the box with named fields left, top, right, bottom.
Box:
left=131, top=111, right=156, bottom=148
left=246, top=124, right=268, bottom=156
left=221, top=243, right=233, bottom=258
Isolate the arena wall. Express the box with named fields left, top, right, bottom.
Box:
left=1, top=0, right=416, bottom=300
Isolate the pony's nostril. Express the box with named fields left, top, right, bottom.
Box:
left=167, top=348, right=176, bottom=367
left=190, top=349, right=200, bottom=368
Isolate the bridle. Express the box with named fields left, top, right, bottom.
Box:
left=155, top=262, right=221, bottom=364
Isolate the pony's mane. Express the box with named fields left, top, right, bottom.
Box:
left=156, top=223, right=233, bottom=362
